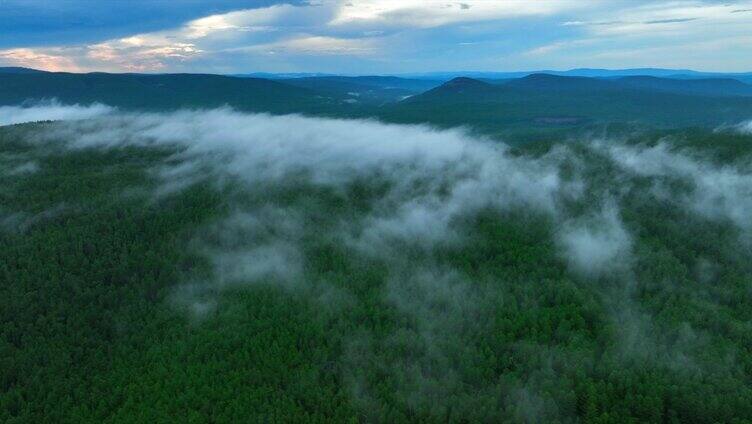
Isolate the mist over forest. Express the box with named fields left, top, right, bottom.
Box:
left=3, top=98, right=752, bottom=422
left=6, top=0, right=752, bottom=421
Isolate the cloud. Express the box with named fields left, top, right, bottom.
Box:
left=2, top=0, right=751, bottom=73
left=201, top=207, right=305, bottom=289
left=74, top=4, right=296, bottom=71
left=11, top=104, right=752, bottom=304
left=330, top=0, right=583, bottom=28
left=30, top=105, right=752, bottom=305
left=558, top=201, right=632, bottom=277
left=644, top=17, right=699, bottom=24
left=0, top=0, right=588, bottom=73
left=0, top=0, right=266, bottom=49
left=523, top=1, right=752, bottom=71
left=0, top=101, right=114, bottom=126
left=0, top=2, right=381, bottom=71
left=0, top=204, right=69, bottom=234
left=87, top=39, right=203, bottom=71
left=26, top=106, right=579, bottom=273
left=15, top=104, right=752, bottom=272
left=605, top=142, right=752, bottom=233
left=236, top=35, right=378, bottom=56
left=568, top=1, right=752, bottom=37
left=0, top=3, right=336, bottom=72
left=181, top=7, right=289, bottom=38
left=6, top=161, right=39, bottom=176
left=0, top=48, right=82, bottom=72
left=524, top=38, right=597, bottom=56
left=737, top=120, right=752, bottom=134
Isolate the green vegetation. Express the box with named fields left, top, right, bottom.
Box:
left=386, top=75, right=752, bottom=131
left=0, top=73, right=327, bottom=114
left=3, top=117, right=752, bottom=423
left=3, top=71, right=752, bottom=134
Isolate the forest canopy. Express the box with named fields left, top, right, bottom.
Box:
left=2, top=106, right=752, bottom=423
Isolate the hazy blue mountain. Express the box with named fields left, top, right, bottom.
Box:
left=409, top=74, right=616, bottom=100
left=480, top=73, right=752, bottom=97
left=313, top=76, right=442, bottom=91
left=276, top=76, right=441, bottom=104
left=505, top=73, right=616, bottom=91
left=398, top=71, right=537, bottom=80
left=387, top=76, right=752, bottom=130
left=231, top=72, right=335, bottom=79
left=668, top=73, right=752, bottom=85
left=397, top=68, right=752, bottom=81
left=557, top=67, right=702, bottom=77
left=617, top=75, right=752, bottom=96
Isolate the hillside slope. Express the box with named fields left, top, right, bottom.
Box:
left=0, top=72, right=328, bottom=113
left=386, top=76, right=752, bottom=130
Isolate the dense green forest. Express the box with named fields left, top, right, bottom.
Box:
left=2, top=112, right=752, bottom=422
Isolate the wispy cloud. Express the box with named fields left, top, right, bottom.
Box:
left=330, top=0, right=583, bottom=28
left=564, top=1, right=752, bottom=37
left=0, top=100, right=113, bottom=126
left=0, top=48, right=82, bottom=72
left=523, top=1, right=752, bottom=71
left=87, top=38, right=203, bottom=71
left=237, top=35, right=378, bottom=56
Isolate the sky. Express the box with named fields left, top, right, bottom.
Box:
left=0, top=0, right=751, bottom=74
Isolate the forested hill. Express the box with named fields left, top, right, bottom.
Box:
left=3, top=70, right=752, bottom=131
left=0, top=72, right=328, bottom=114
left=384, top=75, right=752, bottom=130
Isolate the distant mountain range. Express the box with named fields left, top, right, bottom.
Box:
left=395, top=68, right=752, bottom=83
left=495, top=73, right=752, bottom=97
left=2, top=66, right=752, bottom=131
left=384, top=74, right=752, bottom=129
left=230, top=67, right=752, bottom=82
left=404, top=73, right=752, bottom=106
left=6, top=66, right=752, bottom=80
